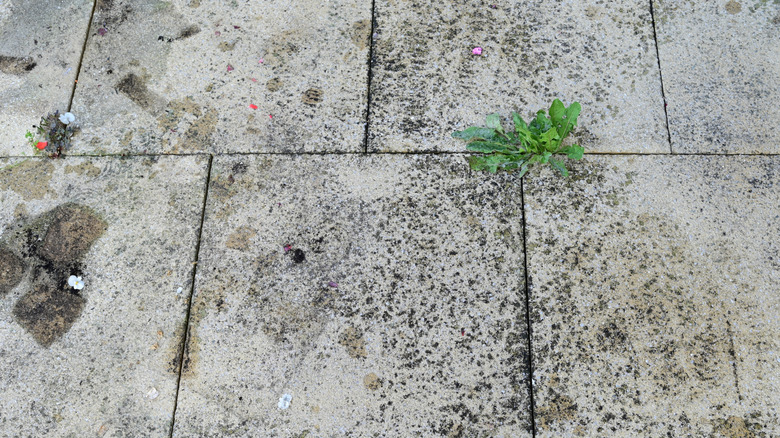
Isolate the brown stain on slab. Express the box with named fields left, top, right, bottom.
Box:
left=13, top=284, right=86, bottom=347
left=0, top=160, right=55, bottom=201
left=2, top=204, right=107, bottom=347
left=536, top=395, right=578, bottom=430
left=725, top=1, right=742, bottom=14
left=64, top=162, right=102, bottom=178
left=266, top=77, right=283, bottom=92
left=715, top=416, right=756, bottom=438
left=177, top=24, right=200, bottom=40
left=338, top=326, right=367, bottom=359
left=0, top=245, right=25, bottom=295
left=225, top=226, right=257, bottom=251
left=37, top=205, right=108, bottom=264
left=158, top=97, right=218, bottom=152
left=351, top=19, right=371, bottom=51
left=302, top=88, right=323, bottom=105
left=0, top=55, right=36, bottom=75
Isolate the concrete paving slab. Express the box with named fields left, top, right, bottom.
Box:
left=173, top=155, right=531, bottom=436
left=524, top=155, right=779, bottom=436
left=69, top=0, right=370, bottom=154
left=0, top=0, right=93, bottom=156
left=0, top=155, right=209, bottom=436
left=655, top=0, right=780, bottom=154
left=368, top=0, right=668, bottom=154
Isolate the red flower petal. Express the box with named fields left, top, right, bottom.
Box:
left=227, top=64, right=234, bottom=72
left=36, top=141, right=47, bottom=150
left=283, top=245, right=292, bottom=252
left=249, top=104, right=258, bottom=109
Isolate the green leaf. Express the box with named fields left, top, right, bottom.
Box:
left=452, top=127, right=497, bottom=141
left=485, top=114, right=503, bottom=133
left=549, top=99, right=565, bottom=134
left=466, top=141, right=512, bottom=154
left=540, top=129, right=560, bottom=149
left=561, top=102, right=581, bottom=137
left=512, top=112, right=527, bottom=133
left=548, top=158, right=569, bottom=177
left=560, top=145, right=584, bottom=160
left=468, top=156, right=490, bottom=172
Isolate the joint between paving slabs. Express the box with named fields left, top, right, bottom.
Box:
left=647, top=0, right=674, bottom=154
left=168, top=154, right=213, bottom=437
left=520, top=177, right=538, bottom=437
left=67, top=0, right=99, bottom=112
left=361, top=0, right=379, bottom=154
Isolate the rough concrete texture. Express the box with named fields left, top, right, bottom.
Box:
left=0, top=155, right=209, bottom=436
left=173, top=155, right=531, bottom=437
left=69, top=0, right=371, bottom=154
left=368, top=0, right=668, bottom=153
left=525, top=156, right=779, bottom=436
left=0, top=0, right=92, bottom=156
left=655, top=0, right=780, bottom=154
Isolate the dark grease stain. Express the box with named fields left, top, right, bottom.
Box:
left=3, top=204, right=107, bottom=347
left=292, top=248, right=306, bottom=263
left=177, top=24, right=200, bottom=40
left=116, top=73, right=158, bottom=111
left=0, top=55, right=37, bottom=75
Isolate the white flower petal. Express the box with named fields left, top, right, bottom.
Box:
left=68, top=275, right=78, bottom=287
left=59, top=112, right=75, bottom=125
left=277, top=393, right=292, bottom=409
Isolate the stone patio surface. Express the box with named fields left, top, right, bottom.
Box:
left=1, top=0, right=778, bottom=436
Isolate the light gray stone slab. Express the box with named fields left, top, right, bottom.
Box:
left=173, top=155, right=531, bottom=436
left=69, top=0, right=370, bottom=154
left=368, top=0, right=668, bottom=153
left=525, top=156, right=779, bottom=436
left=0, top=155, right=209, bottom=436
left=655, top=0, right=780, bottom=154
left=0, top=0, right=93, bottom=156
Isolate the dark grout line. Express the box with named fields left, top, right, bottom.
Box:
left=520, top=177, right=537, bottom=437
left=168, top=154, right=213, bottom=438
left=67, top=0, right=98, bottom=112
left=648, top=0, right=674, bottom=154
left=361, top=0, right=378, bottom=154
left=2, top=151, right=779, bottom=160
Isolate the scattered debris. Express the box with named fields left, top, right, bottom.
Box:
left=68, top=275, right=84, bottom=290
left=278, top=393, right=292, bottom=409
left=471, top=47, right=483, bottom=55
left=176, top=287, right=183, bottom=294
left=145, top=387, right=159, bottom=399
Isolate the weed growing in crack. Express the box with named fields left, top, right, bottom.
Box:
left=26, top=111, right=78, bottom=158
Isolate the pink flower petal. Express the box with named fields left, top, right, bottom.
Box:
left=97, top=28, right=108, bottom=36
left=269, top=114, right=273, bottom=119
left=215, top=31, right=221, bottom=36
left=283, top=245, right=292, bottom=252
left=250, top=77, right=258, bottom=82
left=471, top=47, right=482, bottom=55
left=327, top=281, right=339, bottom=288
left=249, top=104, right=258, bottom=109
left=227, top=64, right=234, bottom=72
left=258, top=58, right=264, bottom=64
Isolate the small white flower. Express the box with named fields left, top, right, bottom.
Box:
left=68, top=275, right=84, bottom=290
left=277, top=393, right=292, bottom=409
left=59, top=112, right=75, bottom=125
left=145, top=387, right=159, bottom=399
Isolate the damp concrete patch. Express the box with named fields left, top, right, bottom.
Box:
left=0, top=0, right=93, bottom=156
left=172, top=155, right=531, bottom=436
left=524, top=155, right=779, bottom=436
left=0, top=155, right=209, bottom=436
left=655, top=0, right=780, bottom=154
left=368, top=0, right=668, bottom=153
left=70, top=0, right=370, bottom=154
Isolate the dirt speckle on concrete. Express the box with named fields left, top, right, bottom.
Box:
left=339, top=326, right=367, bottom=359
left=351, top=19, right=371, bottom=51
left=37, top=205, right=107, bottom=264
left=0, top=160, right=55, bottom=201
left=13, top=283, right=86, bottom=347
left=0, top=246, right=25, bottom=295
left=363, top=372, right=381, bottom=390
left=302, top=88, right=324, bottom=105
